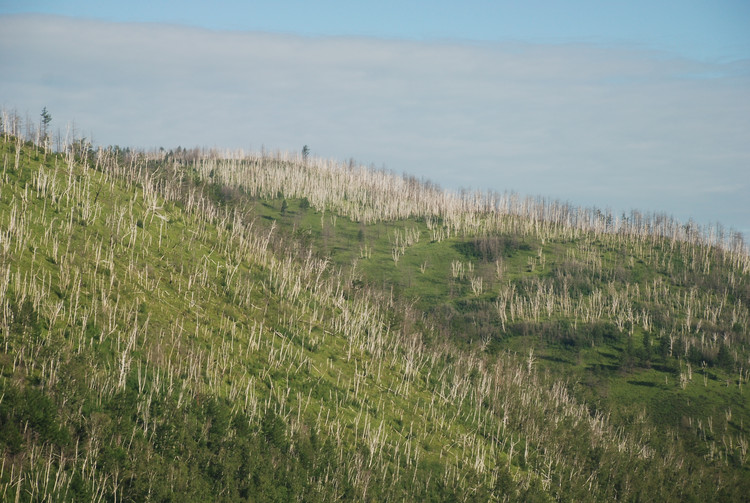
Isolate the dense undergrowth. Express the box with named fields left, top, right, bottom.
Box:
left=1, top=115, right=749, bottom=501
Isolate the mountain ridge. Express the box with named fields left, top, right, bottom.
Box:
left=1, top=119, right=749, bottom=501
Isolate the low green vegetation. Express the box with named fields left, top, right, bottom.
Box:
left=1, top=118, right=749, bottom=501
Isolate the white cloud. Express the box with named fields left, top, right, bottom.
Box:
left=1, top=14, right=749, bottom=235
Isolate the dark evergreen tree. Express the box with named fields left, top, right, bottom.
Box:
left=717, top=343, right=733, bottom=370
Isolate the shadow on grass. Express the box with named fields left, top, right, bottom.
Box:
left=651, top=363, right=678, bottom=374
left=539, top=354, right=571, bottom=365
left=627, top=380, right=658, bottom=388
left=598, top=350, right=618, bottom=361
left=587, top=363, right=619, bottom=373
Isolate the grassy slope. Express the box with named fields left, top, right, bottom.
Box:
left=1, top=136, right=749, bottom=501
left=268, top=195, right=750, bottom=429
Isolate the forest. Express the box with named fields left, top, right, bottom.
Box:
left=0, top=108, right=749, bottom=501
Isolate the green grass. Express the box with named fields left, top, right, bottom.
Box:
left=245, top=182, right=750, bottom=453
left=1, top=135, right=749, bottom=501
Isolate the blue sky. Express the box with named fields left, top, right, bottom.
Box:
left=1, top=2, right=749, bottom=237
left=3, top=0, right=749, bottom=60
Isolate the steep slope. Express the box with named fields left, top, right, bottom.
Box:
left=0, top=130, right=748, bottom=501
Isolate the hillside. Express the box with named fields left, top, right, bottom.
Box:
left=1, top=121, right=749, bottom=501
